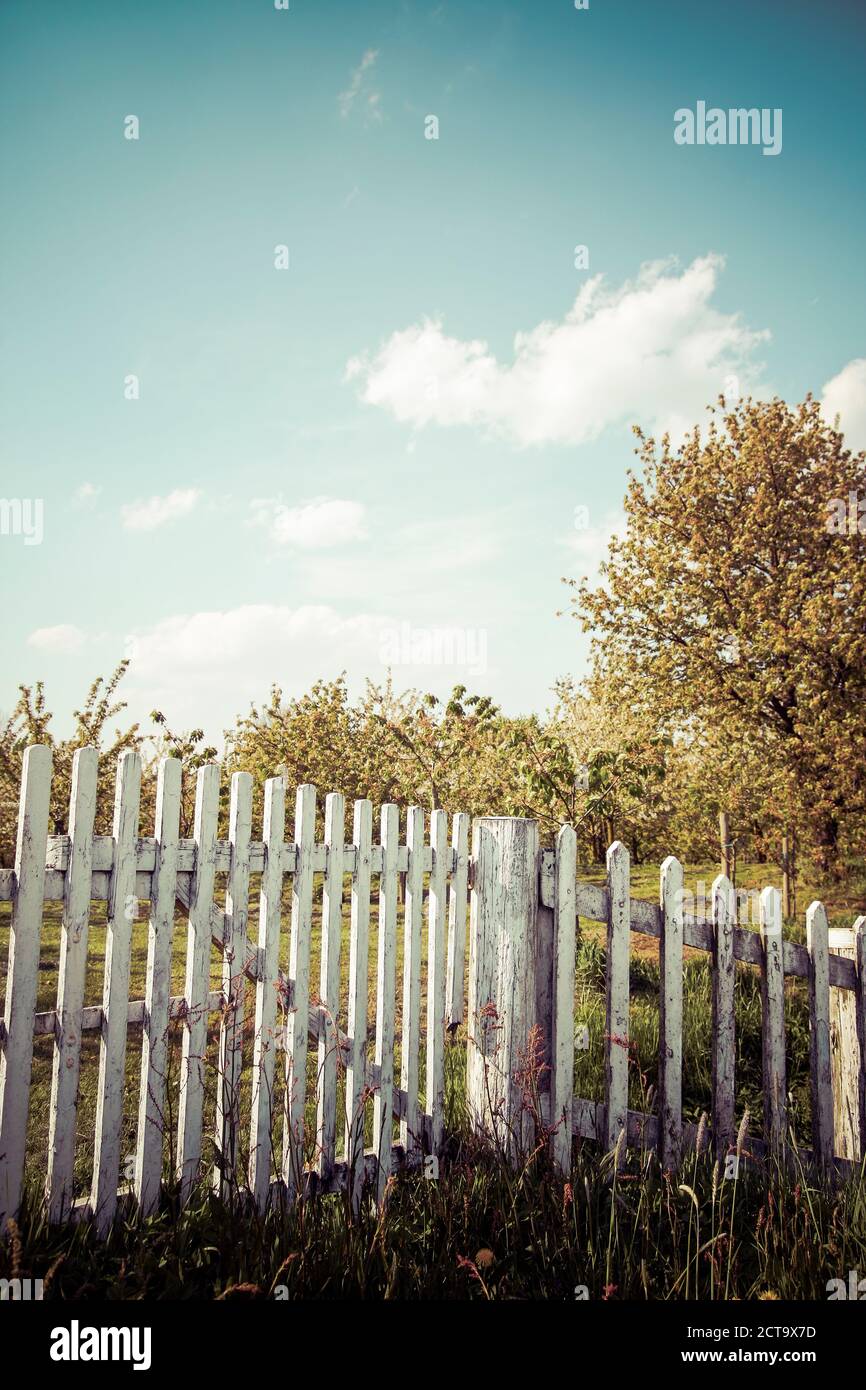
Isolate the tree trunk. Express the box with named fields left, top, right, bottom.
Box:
left=814, top=813, right=840, bottom=877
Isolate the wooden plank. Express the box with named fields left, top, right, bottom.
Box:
left=759, top=886, right=787, bottom=1155
left=806, top=901, right=834, bottom=1169
left=34, top=991, right=223, bottom=1039
left=90, top=751, right=142, bottom=1235
left=466, top=818, right=539, bottom=1156
left=855, top=917, right=866, bottom=1160
left=425, top=809, right=449, bottom=1156
left=535, top=894, right=555, bottom=1122
left=0, top=744, right=53, bottom=1230
left=400, top=806, right=424, bottom=1157
left=373, top=803, right=399, bottom=1202
left=345, top=799, right=372, bottom=1210
left=710, top=874, right=736, bottom=1161
left=658, top=856, right=683, bottom=1170
left=829, top=923, right=863, bottom=1162
left=248, top=776, right=286, bottom=1211
left=133, top=757, right=182, bottom=1216
left=316, top=792, right=345, bottom=1186
left=176, top=763, right=221, bottom=1205
left=551, top=824, right=577, bottom=1170
left=214, top=771, right=253, bottom=1197
left=282, top=784, right=317, bottom=1200
left=604, top=840, right=630, bottom=1157
left=46, top=746, right=99, bottom=1222
left=29, top=834, right=457, bottom=883
left=445, top=813, right=470, bottom=1027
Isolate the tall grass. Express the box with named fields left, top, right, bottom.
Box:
left=5, top=1105, right=865, bottom=1301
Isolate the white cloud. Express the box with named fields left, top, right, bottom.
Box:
left=250, top=497, right=367, bottom=548
left=27, top=624, right=86, bottom=654
left=120, top=488, right=202, bottom=532
left=821, top=358, right=866, bottom=453
left=338, top=49, right=382, bottom=121
left=346, top=255, right=769, bottom=447
left=122, top=603, right=390, bottom=734
left=74, top=482, right=101, bottom=506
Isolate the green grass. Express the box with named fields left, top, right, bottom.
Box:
left=5, top=1078, right=866, bottom=1301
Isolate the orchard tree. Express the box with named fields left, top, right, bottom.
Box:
left=570, top=395, right=866, bottom=872
left=148, top=711, right=219, bottom=836
left=363, top=680, right=504, bottom=813
left=0, top=662, right=140, bottom=864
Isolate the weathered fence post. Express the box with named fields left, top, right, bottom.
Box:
left=829, top=920, right=866, bottom=1162
left=467, top=817, right=541, bottom=1157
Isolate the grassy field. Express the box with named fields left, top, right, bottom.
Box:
left=1, top=857, right=865, bottom=1299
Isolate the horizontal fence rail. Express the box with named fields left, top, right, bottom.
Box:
left=1, top=755, right=865, bottom=1237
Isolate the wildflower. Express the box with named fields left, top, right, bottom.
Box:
left=475, top=1248, right=495, bottom=1270
left=563, top=1182, right=574, bottom=1211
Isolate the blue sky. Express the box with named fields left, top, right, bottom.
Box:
left=2, top=0, right=865, bottom=744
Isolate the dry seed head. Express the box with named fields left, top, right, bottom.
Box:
left=736, top=1109, right=750, bottom=1156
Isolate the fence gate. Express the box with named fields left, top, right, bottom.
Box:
left=0, top=748, right=471, bottom=1232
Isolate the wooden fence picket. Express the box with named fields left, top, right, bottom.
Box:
left=176, top=763, right=220, bottom=1205
left=710, top=874, right=736, bottom=1162
left=445, top=813, right=470, bottom=1028
left=425, top=809, right=449, bottom=1157
left=316, top=791, right=345, bottom=1186
left=345, top=799, right=372, bottom=1209
left=659, top=856, right=683, bottom=1169
left=47, top=746, right=99, bottom=1222
left=134, top=756, right=182, bottom=1217
left=214, top=771, right=253, bottom=1198
left=759, top=886, right=787, bottom=1156
left=283, top=783, right=316, bottom=1200
left=373, top=803, right=399, bottom=1202
left=855, top=917, right=866, bottom=1159
left=604, top=840, right=630, bottom=1157
left=806, top=901, right=834, bottom=1169
left=551, top=824, right=577, bottom=1170
left=248, top=775, right=286, bottom=1210
left=400, top=806, right=424, bottom=1158
left=91, top=750, right=142, bottom=1235
left=0, top=744, right=53, bottom=1230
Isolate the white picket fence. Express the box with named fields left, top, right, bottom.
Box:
left=0, top=747, right=470, bottom=1233
left=1, top=749, right=865, bottom=1239
left=540, top=828, right=866, bottom=1174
